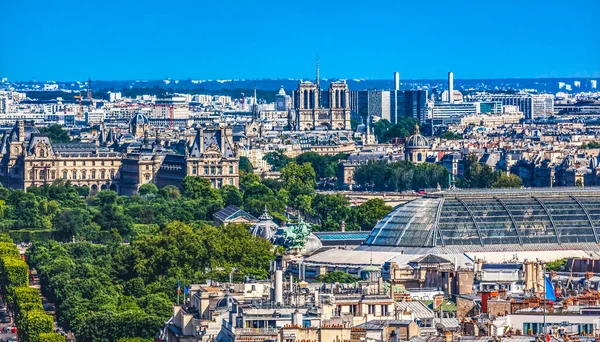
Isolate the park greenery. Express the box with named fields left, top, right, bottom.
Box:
left=353, top=160, right=450, bottom=191
left=0, top=154, right=394, bottom=340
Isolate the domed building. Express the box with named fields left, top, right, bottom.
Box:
left=404, top=125, right=431, bottom=164
left=250, top=207, right=279, bottom=240
left=129, top=113, right=150, bottom=138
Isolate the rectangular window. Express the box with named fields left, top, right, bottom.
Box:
left=210, top=166, right=215, bottom=174
left=229, top=178, right=233, bottom=185
left=217, top=166, right=222, bottom=175
left=204, top=167, right=209, bottom=175
left=192, top=166, right=197, bottom=175
left=368, top=305, right=376, bottom=315
left=229, top=165, right=234, bottom=174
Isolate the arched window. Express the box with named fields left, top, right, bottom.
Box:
left=82, top=171, right=87, bottom=179
left=63, top=171, right=68, bottom=179
left=101, top=170, right=106, bottom=179
left=417, top=153, right=422, bottom=162
left=50, top=171, right=55, bottom=179
left=39, top=149, right=45, bottom=158
left=39, top=169, right=46, bottom=180
left=91, top=171, right=96, bottom=179
left=110, top=170, right=115, bottom=179
left=72, top=171, right=77, bottom=179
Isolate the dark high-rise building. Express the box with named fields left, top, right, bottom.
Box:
left=355, top=89, right=428, bottom=124
left=390, top=90, right=428, bottom=124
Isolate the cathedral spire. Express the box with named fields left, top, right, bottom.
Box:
left=315, top=53, right=320, bottom=91
left=252, top=81, right=258, bottom=120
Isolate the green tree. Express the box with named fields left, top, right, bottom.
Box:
left=158, top=185, right=180, bottom=200
left=219, top=185, right=243, bottom=207
left=52, top=208, right=91, bottom=242
left=311, top=194, right=350, bottom=231
left=239, top=156, right=254, bottom=174
left=263, top=150, right=291, bottom=171
left=39, top=333, right=66, bottom=342
left=281, top=162, right=316, bottom=207
left=315, top=270, right=359, bottom=283
left=18, top=310, right=54, bottom=342
left=39, top=124, right=71, bottom=143
left=182, top=177, right=222, bottom=203
left=491, top=173, right=523, bottom=188
left=439, top=130, right=462, bottom=140
left=546, top=258, right=567, bottom=271
left=138, top=184, right=159, bottom=196
left=351, top=199, right=393, bottom=231
left=581, top=141, right=600, bottom=149
left=459, top=154, right=495, bottom=188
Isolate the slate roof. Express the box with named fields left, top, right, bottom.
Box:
left=213, top=205, right=257, bottom=223
left=412, top=254, right=452, bottom=264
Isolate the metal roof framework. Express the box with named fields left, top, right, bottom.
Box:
left=366, top=189, right=600, bottom=248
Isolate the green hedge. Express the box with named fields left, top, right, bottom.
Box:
left=39, top=333, right=66, bottom=342
left=14, top=286, right=43, bottom=316
left=7, top=230, right=55, bottom=243
left=17, top=310, right=54, bottom=342
left=0, top=256, right=29, bottom=302
left=116, top=338, right=153, bottom=342
left=0, top=233, right=13, bottom=243
left=0, top=242, right=20, bottom=258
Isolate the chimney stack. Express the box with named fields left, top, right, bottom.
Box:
left=274, top=269, right=283, bottom=305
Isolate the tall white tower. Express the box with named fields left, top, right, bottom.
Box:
left=393, top=72, right=400, bottom=123
left=448, top=71, right=454, bottom=104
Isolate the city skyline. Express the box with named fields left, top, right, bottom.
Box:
left=1, top=0, right=599, bottom=81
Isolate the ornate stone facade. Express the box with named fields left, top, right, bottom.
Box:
left=292, top=81, right=351, bottom=131
left=0, top=121, right=121, bottom=192
left=0, top=120, right=239, bottom=194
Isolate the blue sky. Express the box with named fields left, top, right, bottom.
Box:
left=1, top=0, right=599, bottom=81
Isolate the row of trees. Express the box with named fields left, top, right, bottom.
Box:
left=353, top=160, right=450, bottom=191
left=262, top=151, right=348, bottom=180
left=0, top=234, right=63, bottom=342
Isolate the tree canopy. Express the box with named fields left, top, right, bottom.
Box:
left=38, top=125, right=71, bottom=143
left=353, top=160, right=449, bottom=191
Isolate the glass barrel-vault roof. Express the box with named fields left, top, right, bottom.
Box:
left=364, top=189, right=600, bottom=248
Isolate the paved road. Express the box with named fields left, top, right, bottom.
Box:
left=0, top=302, right=16, bottom=342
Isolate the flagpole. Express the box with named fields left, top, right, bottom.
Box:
left=543, top=262, right=546, bottom=338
